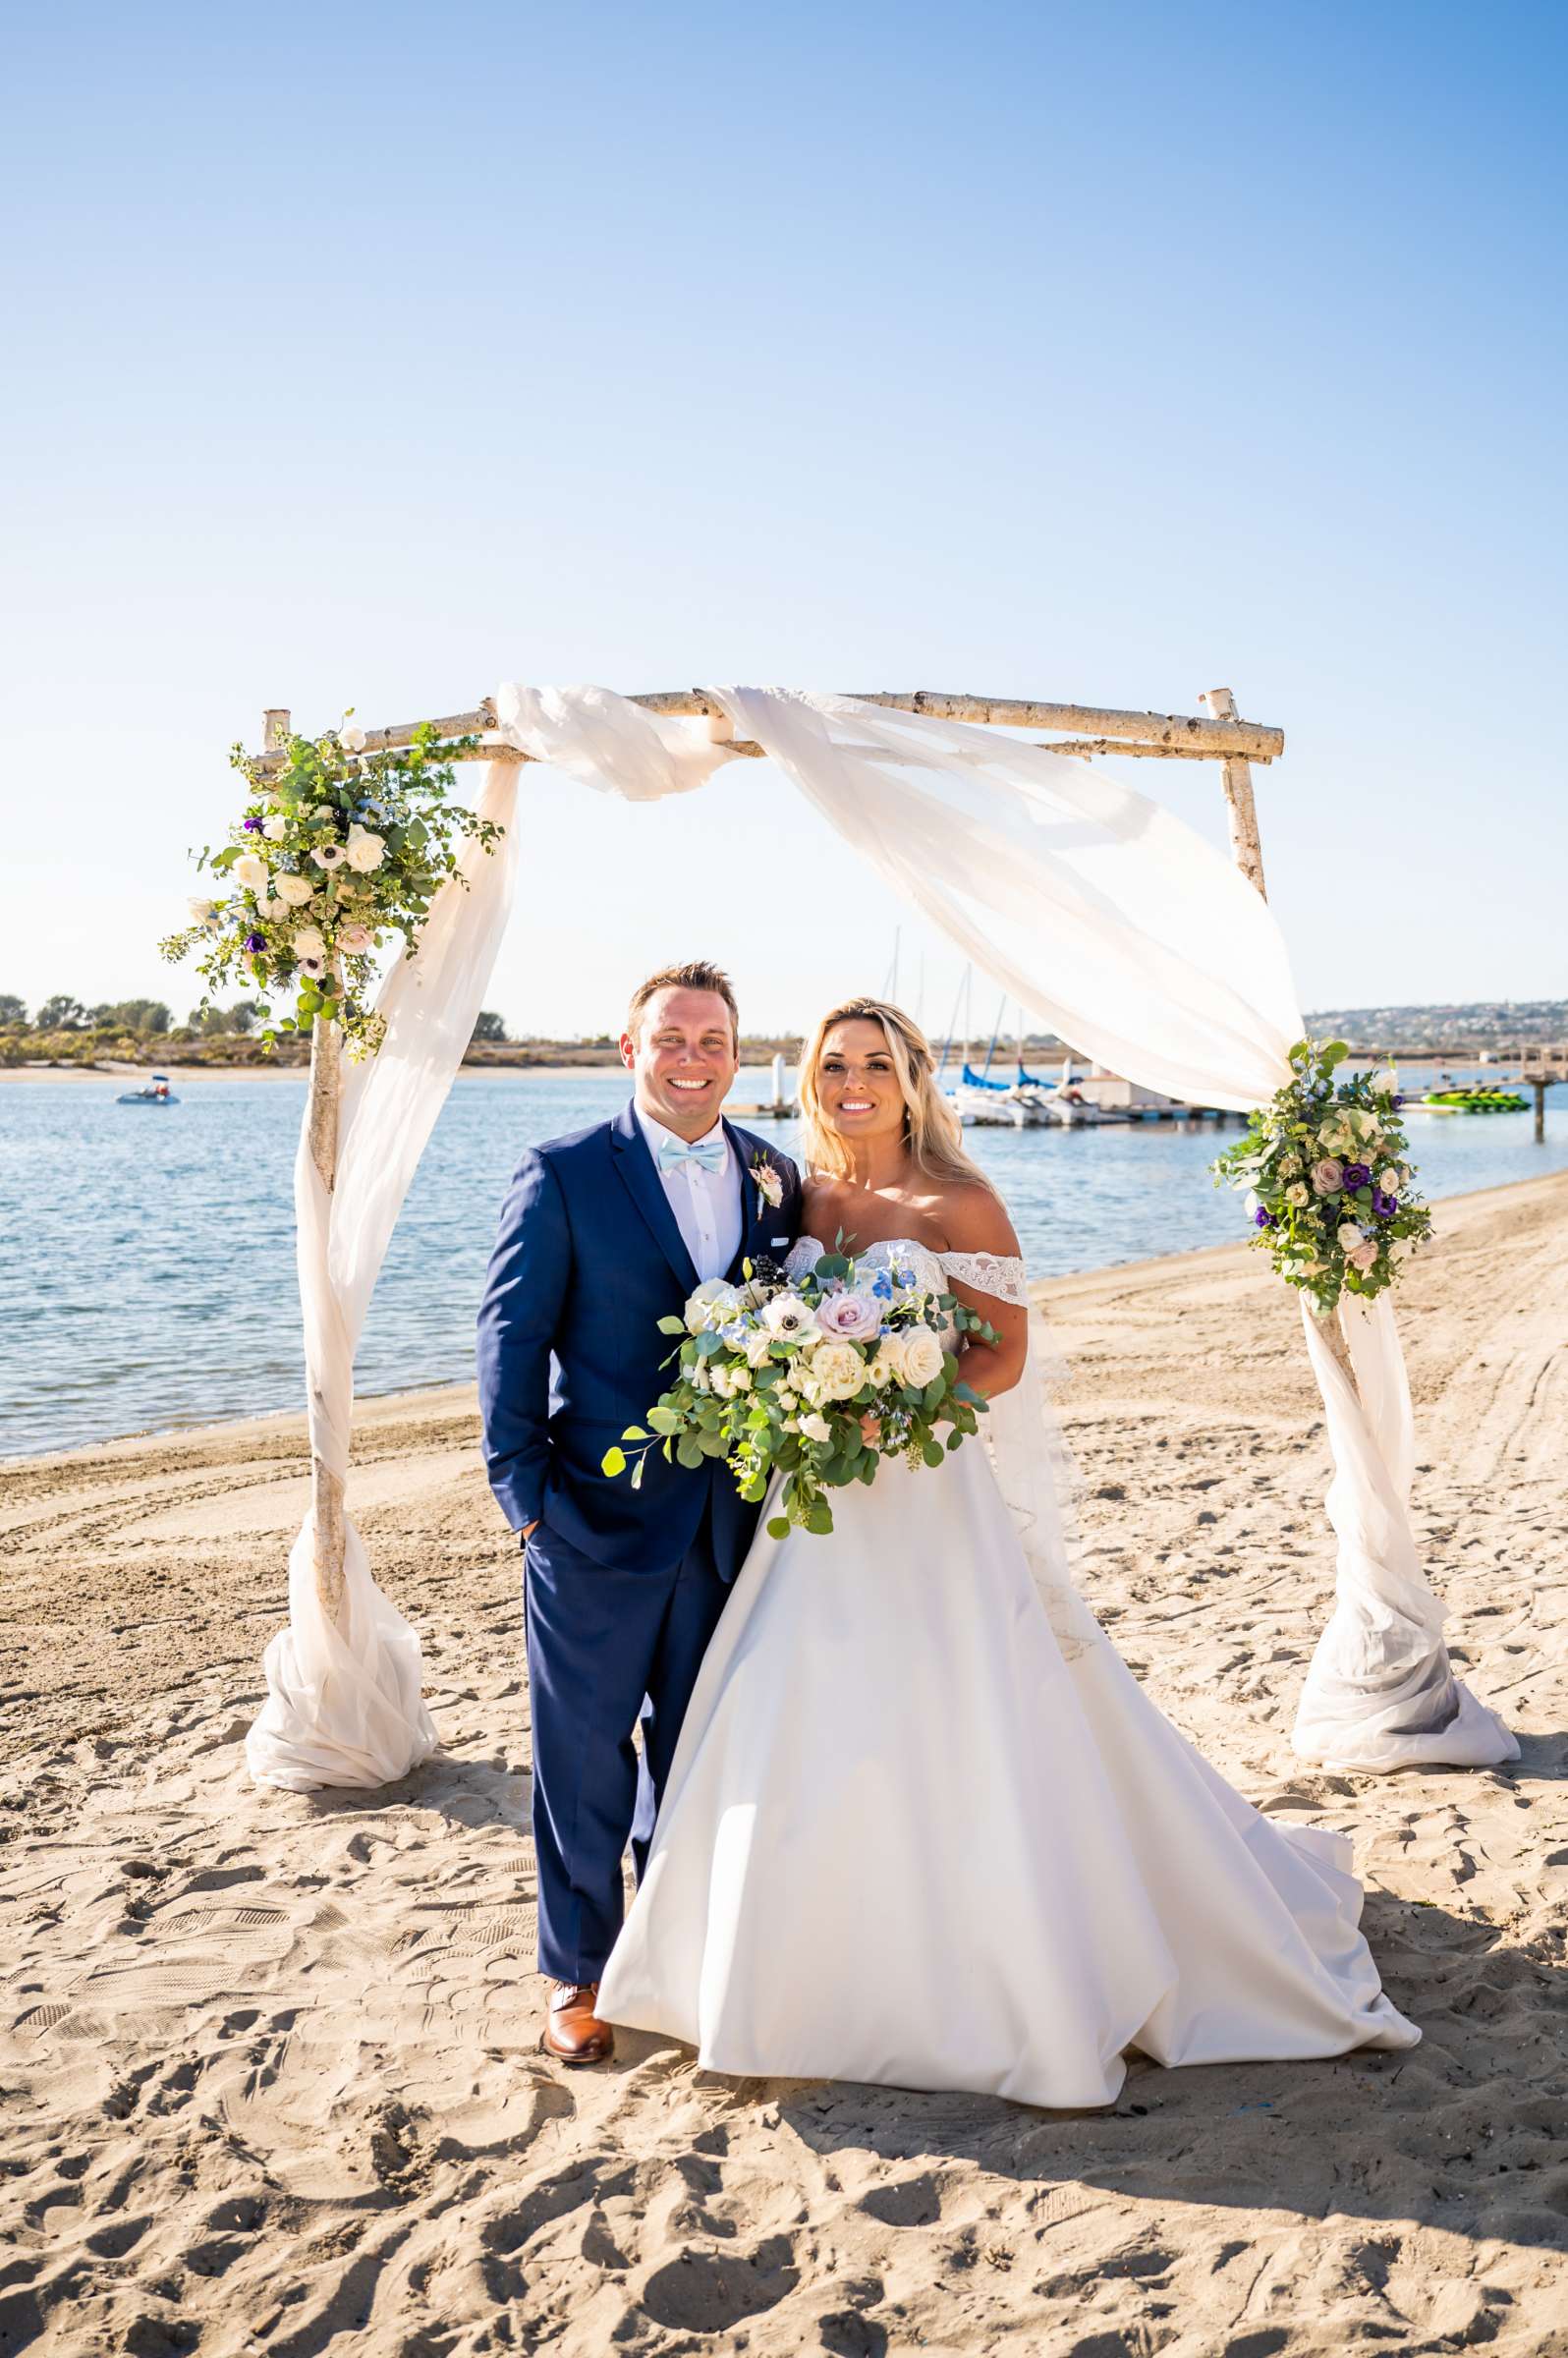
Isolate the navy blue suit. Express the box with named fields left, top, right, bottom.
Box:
left=476, top=1100, right=802, bottom=1981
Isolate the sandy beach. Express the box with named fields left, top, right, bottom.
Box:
left=3, top=1170, right=1565, bottom=2356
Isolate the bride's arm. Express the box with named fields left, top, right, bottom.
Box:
left=937, top=1187, right=1031, bottom=1400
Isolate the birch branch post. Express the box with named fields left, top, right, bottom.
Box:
left=1200, top=684, right=1360, bottom=1394
left=265, top=704, right=350, bottom=1629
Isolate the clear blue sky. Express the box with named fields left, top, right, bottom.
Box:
left=4, top=1, right=1563, bottom=1039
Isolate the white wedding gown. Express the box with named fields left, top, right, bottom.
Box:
left=597, top=1241, right=1418, bottom=2108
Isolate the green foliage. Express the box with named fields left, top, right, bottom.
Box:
left=35, top=995, right=85, bottom=1031
left=159, top=713, right=501, bottom=1059
left=603, top=1250, right=998, bottom=1539
left=1212, top=1038, right=1434, bottom=1316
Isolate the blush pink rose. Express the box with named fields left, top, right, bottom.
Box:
left=1311, top=1158, right=1345, bottom=1195
left=813, top=1290, right=883, bottom=1343
left=1345, top=1238, right=1378, bottom=1274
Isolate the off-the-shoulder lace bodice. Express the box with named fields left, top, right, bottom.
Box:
left=785, top=1236, right=1030, bottom=1308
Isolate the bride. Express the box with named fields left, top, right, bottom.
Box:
left=597, top=997, right=1418, bottom=2107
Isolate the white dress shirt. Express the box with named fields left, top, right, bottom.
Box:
left=635, top=1104, right=743, bottom=1283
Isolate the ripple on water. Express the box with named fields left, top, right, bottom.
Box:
left=4, top=1070, right=1564, bottom=1456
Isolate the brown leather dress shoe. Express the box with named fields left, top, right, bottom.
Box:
left=541, top=1980, right=614, bottom=2066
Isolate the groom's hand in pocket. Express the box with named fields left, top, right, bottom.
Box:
left=520, top=1520, right=539, bottom=1547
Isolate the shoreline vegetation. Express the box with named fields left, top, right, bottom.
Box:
left=4, top=995, right=1563, bottom=1080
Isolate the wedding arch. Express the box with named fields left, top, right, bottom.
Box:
left=219, top=682, right=1518, bottom=1791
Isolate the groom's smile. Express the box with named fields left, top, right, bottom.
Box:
left=621, top=982, right=741, bottom=1143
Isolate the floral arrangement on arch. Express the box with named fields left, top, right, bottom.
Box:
left=1213, top=1039, right=1434, bottom=1316
left=159, top=717, right=501, bottom=1056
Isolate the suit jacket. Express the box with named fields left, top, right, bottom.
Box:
left=476, top=1100, right=804, bottom=1577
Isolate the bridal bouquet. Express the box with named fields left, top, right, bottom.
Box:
left=601, top=1247, right=997, bottom=1537
left=1212, top=1038, right=1434, bottom=1317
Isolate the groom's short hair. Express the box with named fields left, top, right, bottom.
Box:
left=627, top=960, right=740, bottom=1046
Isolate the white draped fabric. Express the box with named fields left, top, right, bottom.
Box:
left=247, top=761, right=525, bottom=1788
left=247, top=685, right=1515, bottom=1788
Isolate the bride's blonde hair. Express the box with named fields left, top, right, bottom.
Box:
left=799, top=997, right=992, bottom=1190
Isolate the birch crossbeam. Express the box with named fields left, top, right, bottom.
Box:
left=252, top=690, right=1283, bottom=769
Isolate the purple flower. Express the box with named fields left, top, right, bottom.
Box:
left=245, top=931, right=265, bottom=953
left=1343, top=1162, right=1372, bottom=1188
left=1372, top=1189, right=1399, bottom=1218
left=1254, top=1207, right=1275, bottom=1228
left=1393, top=1093, right=1406, bottom=1107
left=243, top=815, right=262, bottom=831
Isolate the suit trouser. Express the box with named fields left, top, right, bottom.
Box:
left=523, top=1502, right=729, bottom=1984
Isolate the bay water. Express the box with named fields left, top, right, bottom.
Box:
left=4, top=1068, right=1564, bottom=1459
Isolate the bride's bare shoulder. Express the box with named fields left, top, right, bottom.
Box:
left=930, top=1180, right=1022, bottom=1258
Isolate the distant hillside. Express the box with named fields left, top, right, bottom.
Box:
left=1302, top=1001, right=1565, bottom=1050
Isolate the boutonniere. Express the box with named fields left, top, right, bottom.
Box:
left=751, top=1153, right=784, bottom=1215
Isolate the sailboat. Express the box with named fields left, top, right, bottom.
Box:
left=947, top=994, right=1047, bottom=1127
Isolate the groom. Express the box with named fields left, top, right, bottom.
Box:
left=476, top=961, right=802, bottom=2065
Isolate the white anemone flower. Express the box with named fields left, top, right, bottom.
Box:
left=313, top=842, right=348, bottom=870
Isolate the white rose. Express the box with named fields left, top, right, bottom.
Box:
left=262, top=814, right=288, bottom=842
left=729, top=1366, right=752, bottom=1392
left=338, top=923, right=373, bottom=954
left=233, top=852, right=269, bottom=892
left=292, top=925, right=326, bottom=962
left=800, top=1412, right=832, bottom=1444
left=1286, top=1182, right=1309, bottom=1207
left=685, top=1278, right=738, bottom=1333
left=709, top=1365, right=734, bottom=1400
left=897, top=1327, right=945, bottom=1389
left=867, top=1342, right=901, bottom=1387
left=776, top=1387, right=797, bottom=1411
left=1371, top=1067, right=1398, bottom=1094
left=809, top=1339, right=868, bottom=1403
left=1336, top=1222, right=1365, bottom=1251
left=1377, top=1166, right=1400, bottom=1191
left=346, top=827, right=386, bottom=873
left=187, top=895, right=218, bottom=925
left=339, top=723, right=367, bottom=753
left=276, top=872, right=314, bottom=907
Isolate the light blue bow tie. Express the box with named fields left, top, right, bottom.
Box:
left=657, top=1132, right=727, bottom=1176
